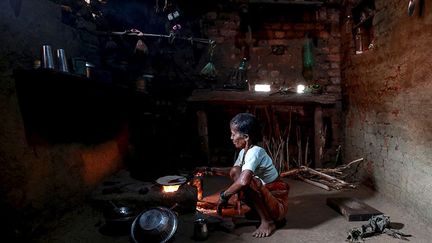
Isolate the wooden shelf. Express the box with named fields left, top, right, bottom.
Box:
left=249, top=0, right=324, bottom=6
left=188, top=89, right=340, bottom=105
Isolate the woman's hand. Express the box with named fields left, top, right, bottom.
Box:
left=217, top=190, right=231, bottom=215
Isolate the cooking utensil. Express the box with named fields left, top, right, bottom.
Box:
left=408, top=0, right=416, bottom=16
left=193, top=218, right=209, bottom=241
left=41, top=45, right=54, bottom=69
left=56, top=49, right=69, bottom=72
left=156, top=175, right=187, bottom=186
left=130, top=206, right=178, bottom=243
left=104, top=201, right=135, bottom=220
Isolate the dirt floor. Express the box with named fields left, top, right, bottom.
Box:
left=34, top=171, right=432, bottom=243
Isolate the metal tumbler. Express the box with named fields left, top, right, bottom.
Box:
left=193, top=218, right=208, bottom=241
left=41, top=45, right=54, bottom=69
left=56, top=49, right=69, bottom=72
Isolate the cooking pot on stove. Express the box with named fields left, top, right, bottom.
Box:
left=130, top=206, right=178, bottom=243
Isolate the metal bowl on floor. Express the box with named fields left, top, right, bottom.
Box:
left=130, top=207, right=178, bottom=243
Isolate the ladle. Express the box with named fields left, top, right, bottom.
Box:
left=107, top=201, right=134, bottom=219
left=408, top=0, right=416, bottom=16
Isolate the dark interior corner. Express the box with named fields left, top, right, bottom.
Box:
left=1, top=0, right=431, bottom=242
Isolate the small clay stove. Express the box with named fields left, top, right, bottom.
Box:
left=91, top=171, right=202, bottom=214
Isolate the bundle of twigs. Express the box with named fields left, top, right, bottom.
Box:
left=264, top=136, right=285, bottom=173
left=280, top=158, right=364, bottom=191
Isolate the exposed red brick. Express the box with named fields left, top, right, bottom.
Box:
left=328, top=69, right=341, bottom=77
left=220, top=29, right=237, bottom=37
left=267, top=23, right=282, bottom=30
left=326, top=85, right=341, bottom=93
left=294, top=23, right=308, bottom=31
left=268, top=39, right=289, bottom=46
left=223, top=21, right=238, bottom=29
left=331, top=63, right=340, bottom=69
left=282, top=24, right=293, bottom=30
left=318, top=9, right=327, bottom=21
left=274, top=31, right=286, bottom=39
left=207, top=28, right=219, bottom=36
left=327, top=54, right=341, bottom=62
left=330, top=46, right=341, bottom=53
left=318, top=30, right=331, bottom=39
left=285, top=32, right=297, bottom=38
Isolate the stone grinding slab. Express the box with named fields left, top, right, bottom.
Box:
left=326, top=197, right=383, bottom=221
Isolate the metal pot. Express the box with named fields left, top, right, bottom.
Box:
left=131, top=207, right=178, bottom=243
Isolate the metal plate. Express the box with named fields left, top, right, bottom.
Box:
left=156, top=175, right=187, bottom=186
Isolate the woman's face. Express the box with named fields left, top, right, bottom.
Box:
left=230, top=125, right=247, bottom=149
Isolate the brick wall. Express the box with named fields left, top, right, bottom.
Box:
left=341, top=0, right=432, bottom=223
left=203, top=4, right=342, bottom=93
left=200, top=3, right=343, bottom=163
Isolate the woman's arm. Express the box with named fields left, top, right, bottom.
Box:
left=223, top=169, right=253, bottom=198
left=229, top=166, right=241, bottom=180
left=194, top=166, right=231, bottom=177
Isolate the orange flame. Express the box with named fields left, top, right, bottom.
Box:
left=163, top=185, right=180, bottom=193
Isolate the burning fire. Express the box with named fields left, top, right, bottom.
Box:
left=162, top=185, right=180, bottom=193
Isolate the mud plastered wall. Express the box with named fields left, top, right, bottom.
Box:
left=0, top=0, right=126, bottom=235
left=341, top=0, right=432, bottom=223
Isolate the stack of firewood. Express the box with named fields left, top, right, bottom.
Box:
left=280, top=158, right=364, bottom=191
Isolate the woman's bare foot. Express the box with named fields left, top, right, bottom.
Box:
left=252, top=220, right=276, bottom=238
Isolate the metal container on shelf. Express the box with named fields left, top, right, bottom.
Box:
left=56, top=49, right=69, bottom=72
left=41, top=45, right=54, bottom=69
left=85, top=62, right=95, bottom=78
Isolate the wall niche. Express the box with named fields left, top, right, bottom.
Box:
left=351, top=0, right=375, bottom=54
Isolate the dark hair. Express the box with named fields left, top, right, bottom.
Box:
left=230, top=113, right=262, bottom=143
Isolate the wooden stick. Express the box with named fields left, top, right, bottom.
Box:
left=301, top=166, right=349, bottom=185
left=286, top=111, right=291, bottom=171
left=272, top=107, right=281, bottom=139
left=305, top=136, right=309, bottom=167
left=280, top=168, right=304, bottom=177
left=264, top=107, right=272, bottom=138
left=276, top=136, right=284, bottom=173
left=342, top=158, right=364, bottom=169
left=316, top=158, right=364, bottom=174
left=317, top=169, right=344, bottom=175
left=318, top=179, right=342, bottom=190
left=298, top=175, right=331, bottom=191
left=296, top=126, right=302, bottom=166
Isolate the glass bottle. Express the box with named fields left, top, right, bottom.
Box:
left=238, top=58, right=248, bottom=90
left=355, top=28, right=364, bottom=54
